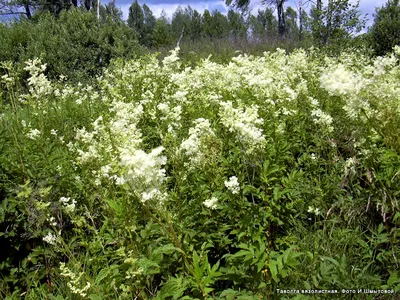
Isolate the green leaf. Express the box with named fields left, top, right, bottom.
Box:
left=220, top=289, right=239, bottom=300
left=95, top=266, right=116, bottom=284
left=388, top=272, right=400, bottom=286
left=157, top=276, right=187, bottom=300
left=269, top=261, right=279, bottom=283
left=193, top=251, right=206, bottom=280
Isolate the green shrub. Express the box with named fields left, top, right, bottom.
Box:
left=369, top=0, right=400, bottom=56
left=0, top=9, right=143, bottom=83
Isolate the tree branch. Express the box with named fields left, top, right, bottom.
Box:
left=0, top=11, right=27, bottom=15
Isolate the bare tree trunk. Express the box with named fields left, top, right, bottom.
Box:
left=277, top=0, right=285, bottom=37
left=316, top=0, right=323, bottom=44
left=176, top=26, right=184, bottom=48
left=299, top=0, right=303, bottom=41
left=84, top=0, right=90, bottom=10
left=23, top=0, right=31, bottom=19
left=324, top=0, right=332, bottom=45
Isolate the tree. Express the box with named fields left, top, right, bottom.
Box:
left=171, top=6, right=190, bottom=40
left=153, top=10, right=172, bottom=47
left=127, top=0, right=144, bottom=41
left=0, top=0, right=35, bottom=18
left=274, top=0, right=286, bottom=37
left=105, top=0, right=122, bottom=22
left=249, top=7, right=278, bottom=41
left=226, top=0, right=286, bottom=38
left=285, top=6, right=298, bottom=39
left=202, top=9, right=214, bottom=39
left=212, top=10, right=230, bottom=39
left=142, top=3, right=156, bottom=47
left=227, top=9, right=248, bottom=41
left=369, top=0, right=400, bottom=56
left=310, top=0, right=366, bottom=46
left=0, top=0, right=85, bottom=19
left=189, top=9, right=202, bottom=41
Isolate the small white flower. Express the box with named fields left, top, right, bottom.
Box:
left=203, top=197, right=218, bottom=209
left=43, top=232, right=58, bottom=245
left=27, top=128, right=41, bottom=140
left=49, top=216, right=57, bottom=226
left=50, top=129, right=58, bottom=136
left=307, top=206, right=321, bottom=215
left=224, top=176, right=240, bottom=194
left=59, top=197, right=70, bottom=204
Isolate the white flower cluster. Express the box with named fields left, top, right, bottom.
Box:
left=60, top=262, right=91, bottom=297
left=311, top=109, right=334, bottom=133
left=43, top=232, right=59, bottom=245
left=70, top=92, right=168, bottom=204
left=203, top=197, right=218, bottom=209
left=27, top=128, right=41, bottom=140
left=344, top=157, right=358, bottom=177
left=23, top=58, right=52, bottom=100
left=219, top=101, right=265, bottom=153
left=372, top=54, right=397, bottom=77
left=224, top=176, right=240, bottom=194
left=307, top=206, right=321, bottom=216
left=157, top=102, right=182, bottom=136
left=180, top=118, right=215, bottom=167
left=120, top=146, right=167, bottom=203
left=59, top=197, right=76, bottom=213
left=162, top=47, right=181, bottom=72
left=320, top=64, right=364, bottom=97
left=48, top=216, right=57, bottom=226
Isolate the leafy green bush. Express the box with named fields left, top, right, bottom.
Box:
left=0, top=9, right=143, bottom=83
left=369, top=0, right=400, bottom=56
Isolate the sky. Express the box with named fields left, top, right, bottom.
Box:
left=115, top=0, right=387, bottom=29
left=0, top=0, right=387, bottom=30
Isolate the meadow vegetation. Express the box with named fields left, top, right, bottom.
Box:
left=1, top=1, right=400, bottom=299
left=1, top=44, right=400, bottom=298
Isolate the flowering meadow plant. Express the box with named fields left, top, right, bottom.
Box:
left=1, top=46, right=400, bottom=298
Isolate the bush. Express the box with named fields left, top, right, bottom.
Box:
left=369, top=0, right=400, bottom=56
left=0, top=9, right=144, bottom=82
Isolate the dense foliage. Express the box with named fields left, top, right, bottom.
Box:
left=1, top=45, right=400, bottom=298
left=0, top=9, right=143, bottom=82
left=369, top=0, right=400, bottom=56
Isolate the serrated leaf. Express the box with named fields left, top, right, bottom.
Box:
left=388, top=272, right=400, bottom=286
left=157, top=276, right=187, bottom=300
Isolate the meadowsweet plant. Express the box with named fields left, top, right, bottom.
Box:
left=224, top=176, right=240, bottom=194
left=2, top=45, right=400, bottom=299
left=203, top=197, right=218, bottom=209
left=179, top=118, right=216, bottom=168
left=22, top=58, right=53, bottom=102
left=218, top=101, right=266, bottom=153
